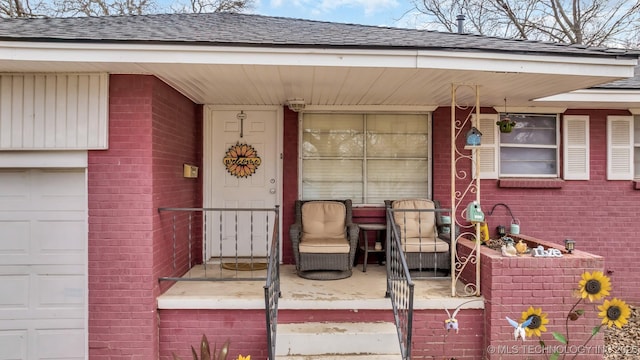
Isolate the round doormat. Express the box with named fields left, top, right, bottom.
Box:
left=221, top=262, right=268, bottom=271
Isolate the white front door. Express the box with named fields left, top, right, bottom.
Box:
left=0, top=168, right=87, bottom=360
left=204, top=106, right=281, bottom=259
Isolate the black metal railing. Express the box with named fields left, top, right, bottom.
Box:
left=158, top=206, right=281, bottom=359
left=157, top=207, right=279, bottom=282
left=264, top=207, right=281, bottom=360
left=386, top=207, right=415, bottom=360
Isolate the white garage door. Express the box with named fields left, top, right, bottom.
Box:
left=0, top=169, right=87, bottom=360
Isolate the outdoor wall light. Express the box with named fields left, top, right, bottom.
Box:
left=564, top=238, right=575, bottom=253
left=286, top=98, right=306, bottom=112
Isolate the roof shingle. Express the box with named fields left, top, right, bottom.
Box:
left=0, top=12, right=637, bottom=59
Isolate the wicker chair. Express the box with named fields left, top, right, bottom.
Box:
left=385, top=199, right=451, bottom=275
left=289, top=199, right=359, bottom=280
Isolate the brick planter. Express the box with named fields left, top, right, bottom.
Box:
left=458, top=235, right=606, bottom=359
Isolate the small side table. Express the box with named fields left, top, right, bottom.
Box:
left=358, top=223, right=387, bottom=272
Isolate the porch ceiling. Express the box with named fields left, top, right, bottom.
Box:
left=0, top=43, right=636, bottom=109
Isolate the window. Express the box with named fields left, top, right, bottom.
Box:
left=478, top=113, right=561, bottom=178
left=300, top=113, right=430, bottom=204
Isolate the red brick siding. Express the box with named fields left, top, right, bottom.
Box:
left=160, top=310, right=267, bottom=360
left=432, top=107, right=640, bottom=303
left=151, top=76, right=202, bottom=289
left=88, top=75, right=201, bottom=359
left=282, top=106, right=299, bottom=265
left=458, top=237, right=606, bottom=360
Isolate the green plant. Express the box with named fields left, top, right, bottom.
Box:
left=172, top=334, right=229, bottom=360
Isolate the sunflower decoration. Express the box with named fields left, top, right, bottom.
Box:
left=520, top=306, right=549, bottom=338
left=237, top=356, right=251, bottom=360
left=223, top=143, right=262, bottom=178
left=598, top=298, right=631, bottom=329
left=578, top=271, right=611, bottom=302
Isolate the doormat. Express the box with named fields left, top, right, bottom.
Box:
left=221, top=262, right=268, bottom=271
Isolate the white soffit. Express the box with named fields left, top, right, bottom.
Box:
left=0, top=41, right=636, bottom=107
left=536, top=89, right=640, bottom=103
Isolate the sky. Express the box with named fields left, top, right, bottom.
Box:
left=252, top=0, right=420, bottom=29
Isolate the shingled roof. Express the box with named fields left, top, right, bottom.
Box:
left=0, top=12, right=637, bottom=59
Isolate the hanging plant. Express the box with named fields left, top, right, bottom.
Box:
left=497, top=116, right=516, bottom=133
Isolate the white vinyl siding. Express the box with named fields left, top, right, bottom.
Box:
left=301, top=113, right=430, bottom=204
left=563, top=115, right=590, bottom=180
left=0, top=73, right=108, bottom=150
left=607, top=115, right=634, bottom=180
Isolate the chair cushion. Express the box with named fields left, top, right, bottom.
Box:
left=299, top=237, right=350, bottom=254
left=392, top=199, right=436, bottom=239
left=402, top=237, right=449, bottom=253
left=301, top=201, right=346, bottom=240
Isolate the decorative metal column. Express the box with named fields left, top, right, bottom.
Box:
left=450, top=84, right=481, bottom=297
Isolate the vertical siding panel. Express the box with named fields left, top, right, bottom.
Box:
left=22, top=75, right=35, bottom=148
left=1, top=73, right=108, bottom=150
left=44, top=74, right=57, bottom=148
left=55, top=74, right=68, bottom=147
left=11, top=75, right=24, bottom=147
left=66, top=75, right=79, bottom=147
left=33, top=75, right=46, bottom=147
left=99, top=73, right=109, bottom=148
left=76, top=75, right=90, bottom=148
left=0, top=76, right=12, bottom=147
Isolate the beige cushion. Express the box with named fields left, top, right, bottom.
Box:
left=299, top=237, right=350, bottom=254
left=301, top=201, right=346, bottom=240
left=392, top=199, right=436, bottom=239
left=403, top=237, right=449, bottom=253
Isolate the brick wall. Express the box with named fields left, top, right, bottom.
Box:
left=432, top=107, right=640, bottom=303
left=160, top=310, right=267, bottom=360
left=282, top=107, right=299, bottom=265
left=458, top=237, right=606, bottom=360
left=88, top=75, right=200, bottom=358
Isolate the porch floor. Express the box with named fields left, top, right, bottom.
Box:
left=157, top=264, right=484, bottom=311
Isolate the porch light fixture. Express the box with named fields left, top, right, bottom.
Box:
left=564, top=238, right=575, bottom=253
left=286, top=98, right=306, bottom=112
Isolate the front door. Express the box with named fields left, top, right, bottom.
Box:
left=204, top=106, right=281, bottom=260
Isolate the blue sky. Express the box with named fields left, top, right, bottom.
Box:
left=252, top=0, right=418, bottom=29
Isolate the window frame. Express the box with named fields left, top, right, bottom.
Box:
left=298, top=112, right=433, bottom=205
left=479, top=113, right=561, bottom=179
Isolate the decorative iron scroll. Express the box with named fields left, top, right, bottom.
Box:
left=223, top=142, right=262, bottom=178
left=451, top=84, right=481, bottom=297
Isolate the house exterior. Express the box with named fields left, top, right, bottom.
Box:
left=0, top=12, right=639, bottom=359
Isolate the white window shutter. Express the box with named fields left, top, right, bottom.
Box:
left=563, top=115, right=589, bottom=180
left=607, top=115, right=634, bottom=180
left=472, top=114, right=499, bottom=179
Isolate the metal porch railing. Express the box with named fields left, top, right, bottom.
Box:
left=385, top=207, right=415, bottom=360
left=386, top=205, right=454, bottom=360
left=157, top=206, right=281, bottom=360
left=264, top=209, right=281, bottom=360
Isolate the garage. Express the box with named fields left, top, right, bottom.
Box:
left=0, top=168, right=87, bottom=359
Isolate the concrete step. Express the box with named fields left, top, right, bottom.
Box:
left=275, top=322, right=401, bottom=359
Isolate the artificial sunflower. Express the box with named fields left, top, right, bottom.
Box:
left=578, top=271, right=611, bottom=302
left=520, top=306, right=549, bottom=337
left=598, top=298, right=631, bottom=328
left=237, top=356, right=251, bottom=360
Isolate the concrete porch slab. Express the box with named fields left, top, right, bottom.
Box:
left=157, top=264, right=484, bottom=311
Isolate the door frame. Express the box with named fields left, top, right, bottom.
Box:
left=203, top=105, right=284, bottom=260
